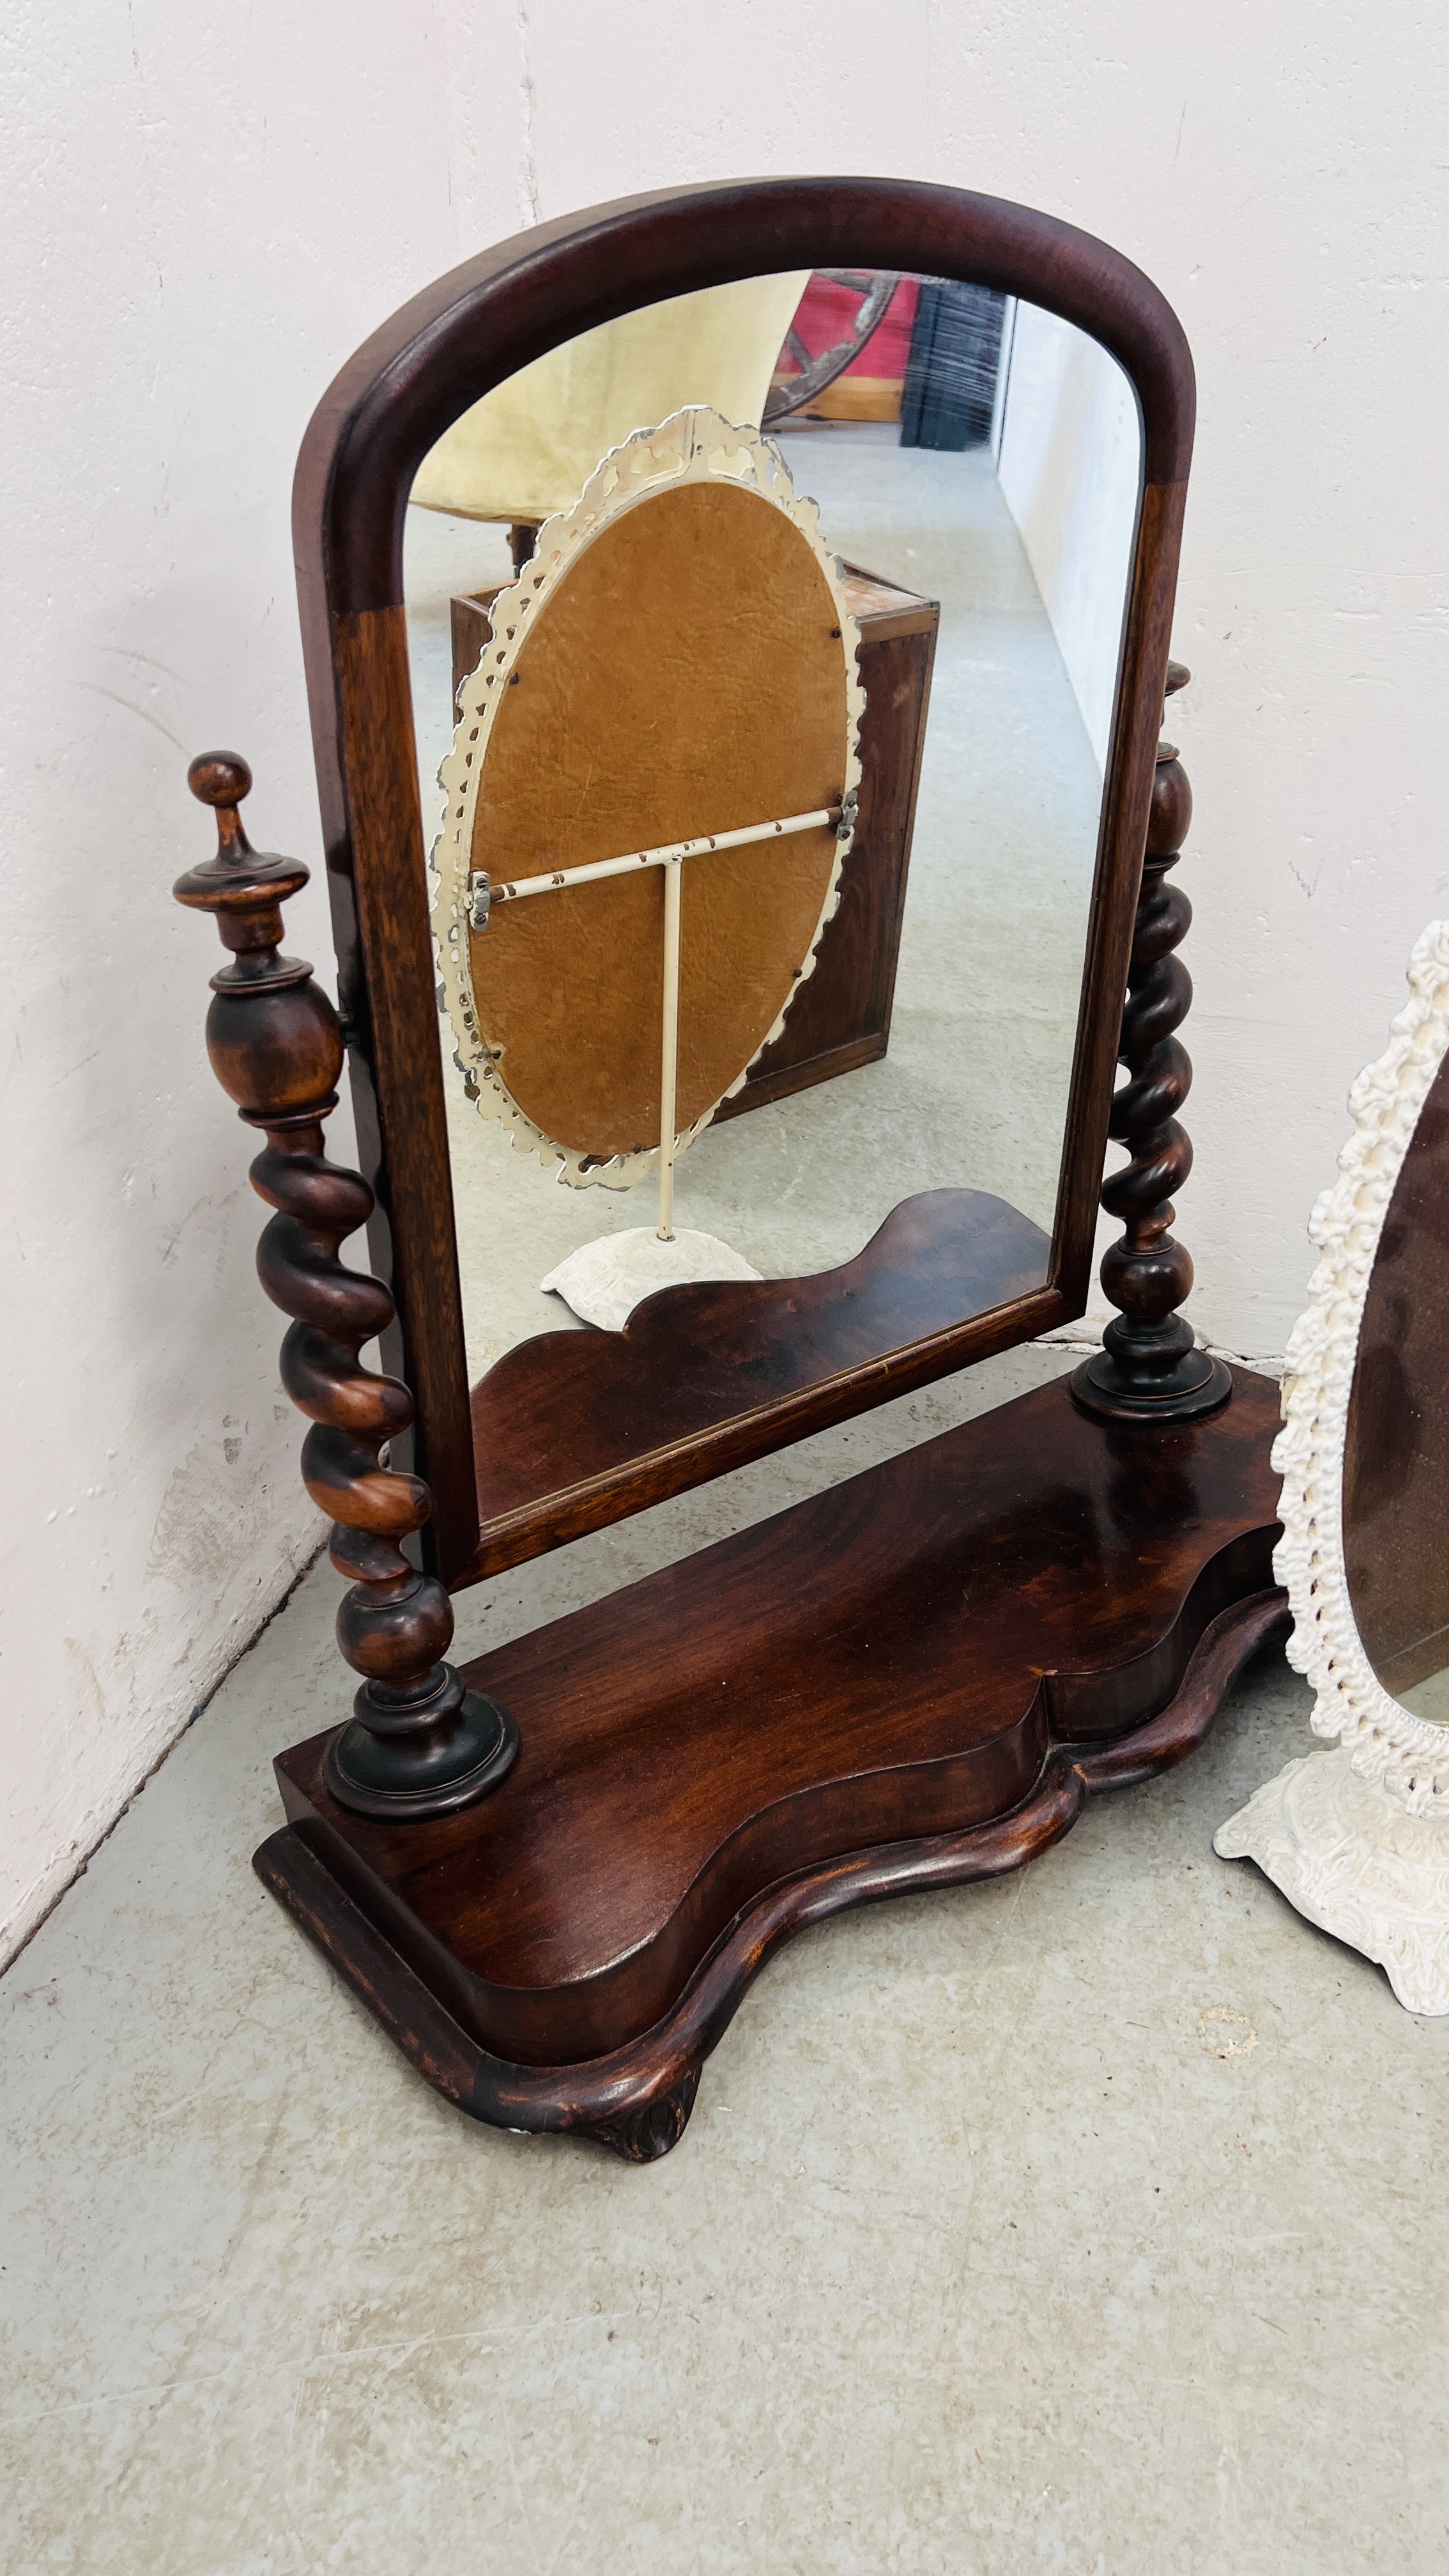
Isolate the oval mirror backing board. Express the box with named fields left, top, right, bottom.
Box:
left=443, top=438, right=855, bottom=1177
left=433, top=408, right=864, bottom=1336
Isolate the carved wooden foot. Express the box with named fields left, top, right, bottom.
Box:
left=581, top=2073, right=703, bottom=2163
left=174, top=752, right=518, bottom=1820
left=1072, top=663, right=1232, bottom=1425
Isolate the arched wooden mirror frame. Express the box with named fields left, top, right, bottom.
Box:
left=291, top=176, right=1197, bottom=1588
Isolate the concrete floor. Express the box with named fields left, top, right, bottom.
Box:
left=404, top=427, right=1104, bottom=1384
left=5, top=1340, right=1448, bottom=2574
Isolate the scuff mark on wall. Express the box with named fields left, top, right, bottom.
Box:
left=146, top=1429, right=298, bottom=1592
left=63, top=1637, right=108, bottom=1745
left=517, top=3, right=541, bottom=226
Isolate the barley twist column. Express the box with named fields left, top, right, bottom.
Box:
left=173, top=751, right=518, bottom=1816
left=1071, top=665, right=1232, bottom=1424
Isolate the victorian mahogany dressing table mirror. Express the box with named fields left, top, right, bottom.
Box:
left=174, top=180, right=1285, bottom=2159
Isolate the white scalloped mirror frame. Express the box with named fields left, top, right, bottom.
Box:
left=431, top=405, right=864, bottom=1192
left=1215, top=920, right=1449, bottom=2014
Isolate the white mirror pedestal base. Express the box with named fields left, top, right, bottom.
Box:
left=539, top=1226, right=762, bottom=1333
left=1216, top=1747, right=1449, bottom=2017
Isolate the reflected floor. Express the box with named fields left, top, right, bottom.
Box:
left=1398, top=1667, right=1449, bottom=1726
left=405, top=424, right=1103, bottom=1384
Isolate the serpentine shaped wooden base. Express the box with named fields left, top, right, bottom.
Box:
left=255, top=1367, right=1285, bottom=2159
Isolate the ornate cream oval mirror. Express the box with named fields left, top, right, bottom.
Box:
left=1216, top=921, right=1449, bottom=2011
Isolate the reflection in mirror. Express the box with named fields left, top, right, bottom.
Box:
left=1344, top=1045, right=1449, bottom=1725
left=401, top=268, right=1142, bottom=1524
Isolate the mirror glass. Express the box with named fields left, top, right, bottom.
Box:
left=1344, top=1048, right=1449, bottom=1724
left=401, top=264, right=1143, bottom=1529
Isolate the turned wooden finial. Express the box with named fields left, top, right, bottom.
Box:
left=172, top=749, right=518, bottom=1816
left=180, top=752, right=268, bottom=888
left=175, top=750, right=314, bottom=997
left=187, top=746, right=253, bottom=818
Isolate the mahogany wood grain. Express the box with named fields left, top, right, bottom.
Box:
left=293, top=179, right=1195, bottom=1584
left=469, top=1188, right=1048, bottom=1531
left=257, top=1587, right=1287, bottom=2161
left=462, top=1276, right=1073, bottom=1585
left=329, top=610, right=479, bottom=1547
left=264, top=1363, right=1283, bottom=2133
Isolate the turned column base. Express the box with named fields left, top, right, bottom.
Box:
left=324, top=1667, right=519, bottom=1820
left=1070, top=1342, right=1232, bottom=1425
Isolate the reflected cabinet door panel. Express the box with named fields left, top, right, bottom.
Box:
left=711, top=563, right=940, bottom=1116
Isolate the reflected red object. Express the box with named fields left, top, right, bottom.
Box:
left=776, top=273, right=920, bottom=383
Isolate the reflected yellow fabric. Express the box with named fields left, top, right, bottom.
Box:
left=411, top=273, right=810, bottom=525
